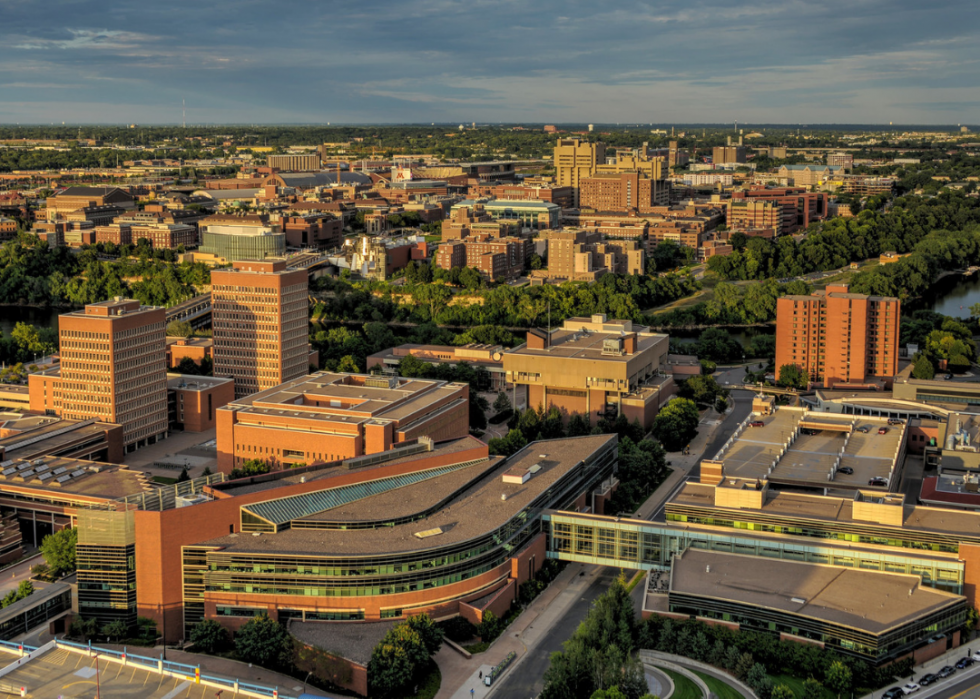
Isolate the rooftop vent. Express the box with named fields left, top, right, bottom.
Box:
left=791, top=597, right=806, bottom=604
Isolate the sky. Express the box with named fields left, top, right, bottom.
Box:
left=0, top=0, right=977, bottom=125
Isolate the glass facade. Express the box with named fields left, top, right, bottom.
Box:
left=200, top=230, right=285, bottom=262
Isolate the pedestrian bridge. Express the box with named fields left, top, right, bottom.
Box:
left=540, top=510, right=964, bottom=593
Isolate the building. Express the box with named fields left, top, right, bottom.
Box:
left=279, top=213, right=343, bottom=250
left=712, top=146, right=746, bottom=164
left=544, top=229, right=645, bottom=281
left=166, top=336, right=213, bottom=369
left=44, top=187, right=135, bottom=221
left=775, top=284, right=900, bottom=388
left=266, top=154, right=321, bottom=172
left=366, top=344, right=509, bottom=391
left=471, top=183, right=575, bottom=209
left=32, top=298, right=168, bottom=452
left=441, top=204, right=519, bottom=242
left=198, top=214, right=285, bottom=262
left=210, top=259, right=311, bottom=399
left=502, top=314, right=672, bottom=427
left=554, top=138, right=606, bottom=206
left=0, top=414, right=124, bottom=464
left=729, top=187, right=828, bottom=233
left=827, top=152, right=854, bottom=171
left=167, top=374, right=235, bottom=433
left=668, top=141, right=690, bottom=169
left=0, top=217, right=16, bottom=240
left=841, top=177, right=897, bottom=197
left=778, top=164, right=843, bottom=187
left=343, top=235, right=418, bottom=280
left=215, top=372, right=471, bottom=473
left=129, top=222, right=198, bottom=249
left=450, top=200, right=559, bottom=230
left=726, top=199, right=784, bottom=235
left=434, top=236, right=530, bottom=281
left=656, top=548, right=966, bottom=666
left=580, top=172, right=669, bottom=213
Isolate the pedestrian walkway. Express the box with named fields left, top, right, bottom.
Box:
left=437, top=563, right=607, bottom=699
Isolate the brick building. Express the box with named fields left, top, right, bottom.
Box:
left=712, top=146, right=746, bottom=164
left=130, top=222, right=198, bottom=249
left=580, top=172, right=669, bottom=213
left=44, top=187, right=135, bottom=221
left=554, top=138, right=606, bottom=206
left=29, top=298, right=168, bottom=452
left=775, top=284, right=900, bottom=389
left=216, top=372, right=471, bottom=473
left=469, top=183, right=575, bottom=209
left=726, top=199, right=785, bottom=236
left=266, top=154, right=320, bottom=172
left=434, top=235, right=530, bottom=281
left=211, top=260, right=311, bottom=399
left=280, top=213, right=343, bottom=249
left=729, top=187, right=828, bottom=233
left=167, top=374, right=235, bottom=433
left=545, top=229, right=645, bottom=281
left=441, top=205, right=519, bottom=242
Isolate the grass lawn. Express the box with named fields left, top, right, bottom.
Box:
left=693, top=670, right=744, bottom=699
left=152, top=476, right=178, bottom=485
left=661, top=668, right=704, bottom=699
left=772, top=673, right=837, bottom=699
left=462, top=640, right=490, bottom=654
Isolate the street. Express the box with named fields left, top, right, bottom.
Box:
left=0, top=554, right=42, bottom=598
left=486, top=567, right=620, bottom=699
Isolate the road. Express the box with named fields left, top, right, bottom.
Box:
left=0, top=554, right=42, bottom=597
left=488, top=567, right=619, bottom=699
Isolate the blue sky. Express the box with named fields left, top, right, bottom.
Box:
left=0, top=0, right=977, bottom=125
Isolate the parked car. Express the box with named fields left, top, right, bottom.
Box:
left=956, top=657, right=975, bottom=669
left=869, top=477, right=888, bottom=486
left=838, top=466, right=854, bottom=475
left=749, top=421, right=764, bottom=427
left=918, top=674, right=938, bottom=686
left=857, top=426, right=870, bottom=433
left=882, top=688, right=905, bottom=699
left=878, top=427, right=889, bottom=435
left=902, top=682, right=920, bottom=694
left=945, top=374, right=954, bottom=380
left=888, top=418, right=904, bottom=425
left=972, top=651, right=980, bottom=662
left=938, top=665, right=957, bottom=678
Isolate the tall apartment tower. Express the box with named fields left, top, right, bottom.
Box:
left=554, top=138, right=606, bottom=207
left=775, top=284, right=900, bottom=388
left=58, top=298, right=167, bottom=452
left=211, top=259, right=311, bottom=398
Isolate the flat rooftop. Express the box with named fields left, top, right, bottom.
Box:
left=213, top=436, right=488, bottom=498
left=672, top=549, right=963, bottom=634
left=715, top=409, right=902, bottom=489
left=201, top=434, right=615, bottom=556
left=0, top=456, right=148, bottom=501
left=167, top=373, right=233, bottom=392
left=289, top=619, right=396, bottom=665
left=0, top=416, right=116, bottom=462
left=227, top=371, right=466, bottom=425
left=508, top=329, right=667, bottom=362
left=669, top=480, right=980, bottom=544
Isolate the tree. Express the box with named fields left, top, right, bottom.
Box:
left=493, top=392, right=511, bottom=414
left=102, top=620, right=129, bottom=643
left=234, top=615, right=292, bottom=669
left=678, top=375, right=727, bottom=407
left=368, top=623, right=430, bottom=698
left=777, top=364, right=808, bottom=390
left=405, top=613, right=444, bottom=655
left=825, top=660, right=852, bottom=699
left=802, top=678, right=824, bottom=699
left=40, top=527, right=77, bottom=577
left=694, top=328, right=743, bottom=363
left=652, top=398, right=700, bottom=452
left=190, top=619, right=228, bottom=653
left=912, top=353, right=936, bottom=380
left=771, top=685, right=796, bottom=699
left=230, top=458, right=271, bottom=479
left=175, top=357, right=201, bottom=376
left=166, top=320, right=193, bottom=337
left=567, top=413, right=592, bottom=437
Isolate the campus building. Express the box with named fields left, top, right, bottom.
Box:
left=366, top=344, right=508, bottom=392
left=29, top=298, right=168, bottom=452
left=775, top=284, right=900, bottom=389
left=434, top=236, right=531, bottom=281
left=502, top=315, right=672, bottom=428
left=729, top=187, right=828, bottom=234
left=215, top=372, right=471, bottom=473
left=554, top=138, right=606, bottom=206
left=199, top=214, right=285, bottom=262
left=543, top=229, right=645, bottom=281
left=210, top=259, right=311, bottom=399
left=449, top=200, right=560, bottom=230
left=266, top=154, right=321, bottom=172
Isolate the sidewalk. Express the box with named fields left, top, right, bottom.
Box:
left=436, top=563, right=606, bottom=699
left=871, top=640, right=980, bottom=698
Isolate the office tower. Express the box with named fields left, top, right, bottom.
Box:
left=58, top=298, right=167, bottom=452
left=211, top=259, right=310, bottom=398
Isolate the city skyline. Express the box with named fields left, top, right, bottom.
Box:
left=1, top=0, right=977, bottom=125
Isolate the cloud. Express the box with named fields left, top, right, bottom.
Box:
left=0, top=0, right=976, bottom=123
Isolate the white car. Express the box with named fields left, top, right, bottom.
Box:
left=902, top=683, right=920, bottom=694
left=972, top=651, right=980, bottom=662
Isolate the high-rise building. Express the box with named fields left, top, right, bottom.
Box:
left=775, top=284, right=900, bottom=388
left=266, top=153, right=320, bottom=172
left=712, top=146, right=746, bottom=164
left=211, top=260, right=311, bottom=399
left=57, top=298, right=168, bottom=452
left=554, top=138, right=606, bottom=206
left=544, top=229, right=644, bottom=281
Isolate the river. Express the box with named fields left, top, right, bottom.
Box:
left=925, top=272, right=980, bottom=317
left=0, top=306, right=61, bottom=336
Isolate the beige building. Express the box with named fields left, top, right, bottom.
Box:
left=545, top=229, right=645, bottom=281
left=267, top=154, right=320, bottom=172
left=50, top=298, right=167, bottom=452
left=503, top=315, right=672, bottom=428
left=554, top=138, right=606, bottom=207
left=211, top=260, right=311, bottom=399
